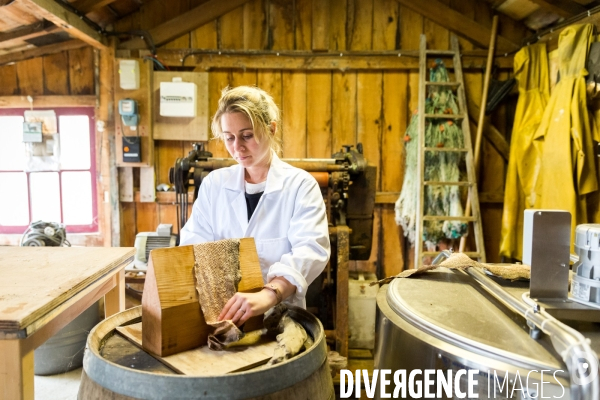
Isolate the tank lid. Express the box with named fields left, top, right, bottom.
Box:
left=386, top=269, right=561, bottom=370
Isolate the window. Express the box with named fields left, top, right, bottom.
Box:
left=0, top=108, right=97, bottom=234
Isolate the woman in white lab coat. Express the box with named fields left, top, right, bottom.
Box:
left=180, top=85, right=330, bottom=326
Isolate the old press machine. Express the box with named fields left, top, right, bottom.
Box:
left=170, top=143, right=377, bottom=358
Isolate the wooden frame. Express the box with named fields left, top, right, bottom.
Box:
left=0, top=95, right=95, bottom=108
left=118, top=0, right=252, bottom=50
left=138, top=49, right=515, bottom=70
left=18, top=0, right=107, bottom=49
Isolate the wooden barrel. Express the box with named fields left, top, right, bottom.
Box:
left=78, top=306, right=334, bottom=400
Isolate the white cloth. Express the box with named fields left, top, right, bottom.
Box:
left=180, top=152, right=331, bottom=308
left=245, top=180, right=266, bottom=194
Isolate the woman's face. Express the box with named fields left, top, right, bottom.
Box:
left=221, top=112, right=271, bottom=169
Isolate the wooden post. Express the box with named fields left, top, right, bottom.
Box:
left=0, top=340, right=34, bottom=400
left=336, top=226, right=349, bottom=357
left=459, top=15, right=498, bottom=254
left=104, top=269, right=125, bottom=317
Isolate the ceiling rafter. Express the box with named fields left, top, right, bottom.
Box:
left=118, top=0, right=252, bottom=50
left=0, top=19, right=54, bottom=42
left=0, top=38, right=87, bottom=65
left=395, top=0, right=521, bottom=52
left=70, top=0, right=117, bottom=15
left=16, top=0, right=107, bottom=48
left=527, top=0, right=587, bottom=18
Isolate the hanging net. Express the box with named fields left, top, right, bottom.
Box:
left=395, top=59, right=468, bottom=249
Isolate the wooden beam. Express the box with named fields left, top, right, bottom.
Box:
left=0, top=20, right=54, bottom=42
left=375, top=192, right=399, bottom=204
left=0, top=39, right=87, bottom=65
left=479, top=191, right=504, bottom=203
left=17, top=0, right=106, bottom=49
left=527, top=0, right=586, bottom=18
left=118, top=0, right=252, bottom=49
left=0, top=24, right=59, bottom=51
left=394, top=0, right=520, bottom=52
left=0, top=95, right=95, bottom=107
left=145, top=49, right=514, bottom=70
left=70, top=0, right=117, bottom=14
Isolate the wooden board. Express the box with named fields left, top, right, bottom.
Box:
left=142, top=238, right=265, bottom=356
left=0, top=247, right=134, bottom=331
left=243, top=0, right=266, bottom=50
left=281, top=71, right=306, bottom=158
left=117, top=322, right=277, bottom=376
left=306, top=72, right=332, bottom=158
left=152, top=71, right=209, bottom=141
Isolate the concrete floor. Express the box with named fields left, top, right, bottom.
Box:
left=35, top=367, right=82, bottom=400
left=32, top=292, right=142, bottom=399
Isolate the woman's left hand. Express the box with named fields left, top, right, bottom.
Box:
left=218, top=291, right=278, bottom=327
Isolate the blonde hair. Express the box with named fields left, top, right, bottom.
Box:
left=211, top=86, right=282, bottom=154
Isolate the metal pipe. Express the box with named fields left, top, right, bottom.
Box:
left=192, top=158, right=348, bottom=173
left=465, top=266, right=599, bottom=400
left=431, top=250, right=453, bottom=265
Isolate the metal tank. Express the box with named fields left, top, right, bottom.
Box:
left=373, top=268, right=597, bottom=400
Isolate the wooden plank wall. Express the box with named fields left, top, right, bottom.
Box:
left=0, top=47, right=94, bottom=96
left=0, top=0, right=518, bottom=271
left=112, top=0, right=516, bottom=273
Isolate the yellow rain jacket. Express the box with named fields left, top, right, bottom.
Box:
left=500, top=44, right=550, bottom=260
left=533, top=24, right=598, bottom=250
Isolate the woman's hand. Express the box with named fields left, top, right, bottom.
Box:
left=218, top=290, right=278, bottom=326
left=218, top=277, right=297, bottom=327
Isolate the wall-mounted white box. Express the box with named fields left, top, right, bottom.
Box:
left=153, top=71, right=209, bottom=141
left=160, top=78, right=197, bottom=117
left=119, top=59, right=140, bottom=90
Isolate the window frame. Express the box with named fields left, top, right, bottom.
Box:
left=0, top=107, right=98, bottom=234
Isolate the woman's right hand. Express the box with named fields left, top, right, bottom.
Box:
left=218, top=290, right=279, bottom=326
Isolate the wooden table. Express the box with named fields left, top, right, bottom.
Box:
left=0, top=246, right=135, bottom=400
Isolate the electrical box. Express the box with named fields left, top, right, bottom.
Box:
left=122, top=136, right=141, bottom=163
left=119, top=99, right=139, bottom=129
left=23, top=121, right=43, bottom=143
left=160, top=78, right=197, bottom=117
left=119, top=59, right=140, bottom=90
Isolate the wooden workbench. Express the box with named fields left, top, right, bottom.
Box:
left=0, top=246, right=135, bottom=400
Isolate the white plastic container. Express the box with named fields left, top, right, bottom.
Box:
left=348, top=271, right=379, bottom=349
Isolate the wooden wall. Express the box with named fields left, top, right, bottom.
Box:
left=0, top=47, right=94, bottom=96
left=113, top=0, right=517, bottom=273
left=0, top=0, right=519, bottom=272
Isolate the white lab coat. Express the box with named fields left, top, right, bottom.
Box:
left=180, top=152, right=331, bottom=308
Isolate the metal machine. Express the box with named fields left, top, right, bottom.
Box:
left=169, top=143, right=376, bottom=356
left=132, top=223, right=177, bottom=271
left=375, top=220, right=600, bottom=400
